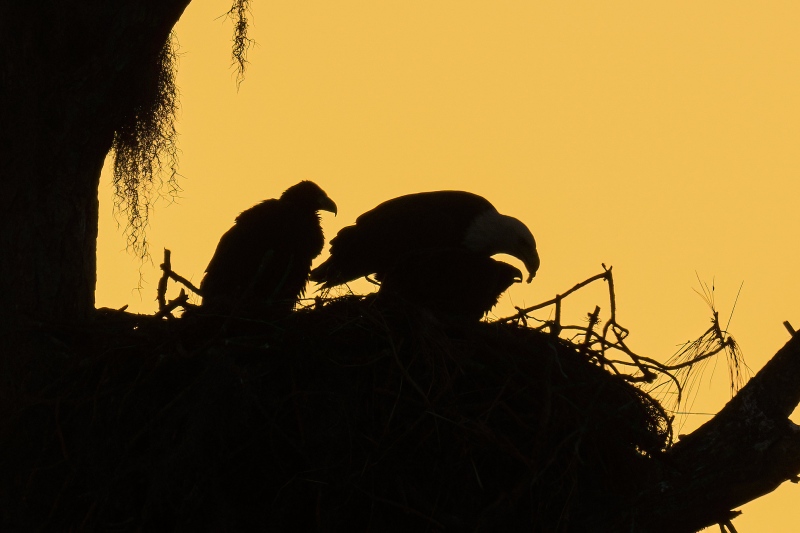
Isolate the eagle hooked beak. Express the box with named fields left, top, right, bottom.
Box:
left=523, top=249, right=540, bottom=283
left=319, top=195, right=338, bottom=216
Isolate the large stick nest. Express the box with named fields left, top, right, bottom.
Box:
left=0, top=268, right=740, bottom=531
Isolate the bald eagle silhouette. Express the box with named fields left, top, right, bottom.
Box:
left=200, top=181, right=336, bottom=319
left=310, top=190, right=539, bottom=287
left=378, top=248, right=523, bottom=320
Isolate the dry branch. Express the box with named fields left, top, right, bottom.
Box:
left=629, top=332, right=800, bottom=532
left=156, top=248, right=200, bottom=318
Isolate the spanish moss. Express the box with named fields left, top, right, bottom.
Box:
left=111, top=31, right=180, bottom=261
left=228, top=0, right=253, bottom=87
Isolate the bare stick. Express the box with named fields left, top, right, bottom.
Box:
left=157, top=248, right=171, bottom=313
left=499, top=269, right=610, bottom=323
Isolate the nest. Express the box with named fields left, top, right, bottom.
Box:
left=0, top=266, right=741, bottom=531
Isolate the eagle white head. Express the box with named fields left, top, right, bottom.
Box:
left=463, top=210, right=540, bottom=283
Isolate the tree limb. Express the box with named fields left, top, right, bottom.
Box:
left=629, top=332, right=800, bottom=532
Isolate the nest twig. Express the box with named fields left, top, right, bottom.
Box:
left=156, top=248, right=201, bottom=318
left=499, top=264, right=747, bottom=418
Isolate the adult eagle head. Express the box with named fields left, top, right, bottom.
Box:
left=200, top=180, right=336, bottom=319
left=461, top=209, right=540, bottom=283
left=310, top=190, right=539, bottom=288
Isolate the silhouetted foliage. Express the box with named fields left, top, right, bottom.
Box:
left=111, top=31, right=180, bottom=261
left=227, top=0, right=253, bottom=87
left=110, top=1, right=254, bottom=261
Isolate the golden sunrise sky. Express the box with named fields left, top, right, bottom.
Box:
left=96, top=2, right=800, bottom=528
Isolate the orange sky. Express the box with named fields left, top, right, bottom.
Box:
left=96, top=2, right=800, bottom=528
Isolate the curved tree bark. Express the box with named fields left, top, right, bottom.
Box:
left=0, top=0, right=190, bottom=322
left=628, top=332, right=800, bottom=532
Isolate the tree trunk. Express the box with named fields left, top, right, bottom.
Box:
left=0, top=0, right=190, bottom=322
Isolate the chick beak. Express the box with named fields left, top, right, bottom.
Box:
left=319, top=196, right=337, bottom=216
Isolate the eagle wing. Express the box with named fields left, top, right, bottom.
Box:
left=201, top=199, right=324, bottom=315
left=313, top=191, right=495, bottom=285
